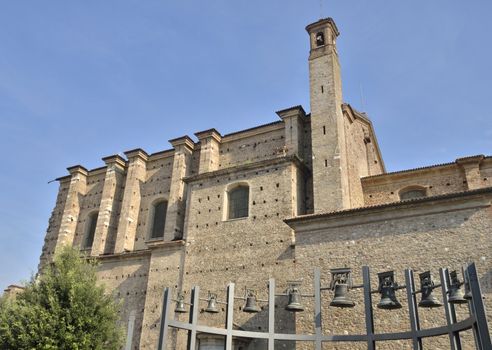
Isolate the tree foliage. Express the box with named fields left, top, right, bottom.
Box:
left=0, top=247, right=124, bottom=350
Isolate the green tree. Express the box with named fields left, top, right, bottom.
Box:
left=0, top=246, right=124, bottom=350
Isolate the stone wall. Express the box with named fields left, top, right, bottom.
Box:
left=139, top=244, right=184, bottom=349
left=218, top=123, right=286, bottom=169
left=97, top=253, right=151, bottom=349
left=177, top=159, right=305, bottom=348
left=134, top=152, right=174, bottom=250
left=342, top=106, right=385, bottom=209
left=362, top=156, right=491, bottom=207
left=287, top=190, right=492, bottom=349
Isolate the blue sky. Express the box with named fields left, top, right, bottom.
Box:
left=1, top=0, right=491, bottom=289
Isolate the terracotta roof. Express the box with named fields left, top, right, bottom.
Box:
left=363, top=155, right=490, bottom=180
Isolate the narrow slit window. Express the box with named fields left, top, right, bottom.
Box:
left=151, top=201, right=168, bottom=238
left=85, top=212, right=98, bottom=248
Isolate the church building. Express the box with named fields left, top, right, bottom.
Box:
left=38, top=18, right=491, bottom=349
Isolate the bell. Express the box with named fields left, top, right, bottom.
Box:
left=418, top=271, right=442, bottom=308
left=377, top=271, right=402, bottom=310
left=330, top=284, right=355, bottom=308
left=448, top=286, right=467, bottom=304
left=448, top=271, right=467, bottom=304
left=329, top=268, right=355, bottom=308
left=205, top=293, right=220, bottom=313
left=175, top=293, right=187, bottom=313
left=378, top=287, right=402, bottom=309
left=285, top=286, right=304, bottom=312
left=243, top=295, right=261, bottom=313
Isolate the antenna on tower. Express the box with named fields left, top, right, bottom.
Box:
left=359, top=83, right=366, bottom=111
left=319, top=0, right=324, bottom=18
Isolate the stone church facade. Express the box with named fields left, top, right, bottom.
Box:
left=38, top=18, right=491, bottom=349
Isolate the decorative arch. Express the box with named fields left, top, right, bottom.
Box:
left=148, top=198, right=168, bottom=240
left=399, top=185, right=427, bottom=201
left=224, top=182, right=250, bottom=220
left=84, top=210, right=99, bottom=249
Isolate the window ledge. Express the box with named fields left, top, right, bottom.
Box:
left=223, top=216, right=249, bottom=223
left=146, top=237, right=164, bottom=244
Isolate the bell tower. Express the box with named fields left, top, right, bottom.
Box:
left=306, top=18, right=350, bottom=213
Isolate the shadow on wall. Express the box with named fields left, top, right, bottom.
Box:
left=99, top=260, right=150, bottom=349
left=277, top=246, right=294, bottom=261
left=239, top=296, right=297, bottom=350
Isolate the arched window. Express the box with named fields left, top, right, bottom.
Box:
left=399, top=187, right=427, bottom=201
left=84, top=211, right=98, bottom=248
left=228, top=185, right=249, bottom=220
left=315, top=32, right=325, bottom=47
left=150, top=200, right=168, bottom=239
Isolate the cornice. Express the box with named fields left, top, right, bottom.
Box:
left=184, top=155, right=309, bottom=183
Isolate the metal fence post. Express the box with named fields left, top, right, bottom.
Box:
left=405, top=269, right=423, bottom=350
left=440, top=268, right=462, bottom=350
left=314, top=268, right=322, bottom=350
left=187, top=286, right=200, bottom=350
left=157, top=287, right=172, bottom=350
left=362, top=266, right=375, bottom=350
left=225, top=284, right=235, bottom=350
left=466, top=263, right=492, bottom=350
left=268, top=278, right=275, bottom=350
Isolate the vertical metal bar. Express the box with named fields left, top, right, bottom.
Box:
left=463, top=265, right=482, bottom=350
left=268, top=278, right=275, bottom=350
left=158, top=287, right=172, bottom=350
left=225, top=284, right=235, bottom=350
left=405, top=270, right=422, bottom=350
left=440, top=268, right=461, bottom=350
left=467, top=263, right=492, bottom=350
left=187, top=287, right=199, bottom=350
left=362, top=266, right=375, bottom=350
left=314, top=268, right=322, bottom=350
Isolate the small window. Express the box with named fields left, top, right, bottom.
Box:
left=315, top=32, right=325, bottom=47
left=228, top=186, right=249, bottom=220
left=151, top=201, right=167, bottom=239
left=84, top=212, right=98, bottom=248
left=399, top=187, right=427, bottom=201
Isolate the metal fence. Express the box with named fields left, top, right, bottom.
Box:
left=158, top=262, right=491, bottom=350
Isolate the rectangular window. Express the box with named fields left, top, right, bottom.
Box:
left=228, top=187, right=249, bottom=219
left=151, top=201, right=167, bottom=238
left=85, top=213, right=98, bottom=248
